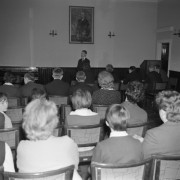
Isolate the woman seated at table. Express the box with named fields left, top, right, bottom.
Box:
left=121, top=81, right=147, bottom=136
left=67, top=89, right=100, bottom=125
left=17, top=99, right=81, bottom=180
left=92, top=71, right=121, bottom=105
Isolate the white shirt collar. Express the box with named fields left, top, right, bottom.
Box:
left=110, top=131, right=128, bottom=137
left=70, top=108, right=97, bottom=116
left=4, top=82, right=13, bottom=86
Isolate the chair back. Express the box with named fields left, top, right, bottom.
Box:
left=168, top=77, right=178, bottom=90
left=92, top=105, right=109, bottom=122
left=151, top=154, right=180, bottom=180
left=91, top=158, right=152, bottom=180
left=2, top=165, right=75, bottom=180
left=0, top=127, right=19, bottom=150
left=49, top=96, right=68, bottom=107
left=154, top=82, right=167, bottom=92
left=53, top=124, right=64, bottom=137
left=60, top=104, right=72, bottom=122
left=7, top=97, right=21, bottom=108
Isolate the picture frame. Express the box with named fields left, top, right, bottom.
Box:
left=69, top=6, right=94, bottom=44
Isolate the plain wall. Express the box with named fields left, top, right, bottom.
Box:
left=0, top=0, right=157, bottom=67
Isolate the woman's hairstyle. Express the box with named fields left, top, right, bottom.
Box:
left=22, top=99, right=58, bottom=140
left=125, top=81, right=145, bottom=103
left=156, top=90, right=180, bottom=122
left=0, top=93, right=7, bottom=103
left=106, top=104, right=130, bottom=131
left=71, top=89, right=92, bottom=110
left=98, top=71, right=114, bottom=89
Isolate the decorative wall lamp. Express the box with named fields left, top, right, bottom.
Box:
left=108, top=31, right=115, bottom=38
left=49, top=29, right=57, bottom=37
left=173, top=29, right=180, bottom=37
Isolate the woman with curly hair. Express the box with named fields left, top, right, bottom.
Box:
left=143, top=90, right=180, bottom=159
left=92, top=71, right=121, bottom=105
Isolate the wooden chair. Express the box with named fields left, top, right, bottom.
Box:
left=60, top=104, right=72, bottom=123
left=7, top=97, right=21, bottom=108
left=49, top=96, right=68, bottom=107
left=64, top=123, right=104, bottom=165
left=91, top=158, right=152, bottom=180
left=2, top=165, right=75, bottom=180
left=151, top=154, right=180, bottom=180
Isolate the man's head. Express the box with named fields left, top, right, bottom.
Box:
left=106, top=64, right=114, bottom=73
left=52, top=68, right=63, bottom=80
left=105, top=104, right=130, bottom=132
left=81, top=50, right=87, bottom=60
left=129, top=66, right=136, bottom=73
left=76, top=71, right=86, bottom=82
left=24, top=73, right=35, bottom=84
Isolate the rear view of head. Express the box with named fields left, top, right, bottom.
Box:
left=156, top=90, right=180, bottom=123
left=106, top=104, right=130, bottom=131
left=98, top=71, right=114, bottom=89
left=52, top=68, right=63, bottom=80
left=23, top=99, right=58, bottom=140
left=76, top=71, right=86, bottom=82
left=106, top=64, right=114, bottom=73
left=71, top=89, right=92, bottom=110
left=30, top=88, right=47, bottom=102
left=126, top=81, right=145, bottom=104
left=24, top=73, right=35, bottom=84
left=3, top=72, right=14, bottom=83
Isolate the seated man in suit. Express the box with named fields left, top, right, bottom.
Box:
left=92, top=104, right=143, bottom=164
left=20, top=73, right=45, bottom=98
left=0, top=72, right=20, bottom=97
left=69, top=71, right=93, bottom=95
left=143, top=90, right=180, bottom=159
left=45, top=67, right=70, bottom=96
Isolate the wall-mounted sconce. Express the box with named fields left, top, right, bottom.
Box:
left=49, top=29, right=57, bottom=37
left=108, top=31, right=115, bottom=38
left=173, top=29, right=180, bottom=37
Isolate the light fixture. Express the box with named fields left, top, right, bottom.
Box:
left=49, top=29, right=58, bottom=37
left=108, top=31, right=115, bottom=38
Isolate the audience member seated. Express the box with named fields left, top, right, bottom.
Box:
left=154, top=64, right=169, bottom=83
left=0, top=72, right=20, bottom=97
left=121, top=81, right=147, bottom=134
left=0, top=93, right=12, bottom=129
left=106, top=64, right=119, bottom=82
left=17, top=99, right=81, bottom=180
left=145, top=65, right=162, bottom=92
left=0, top=141, right=15, bottom=172
left=143, top=90, right=180, bottom=159
left=69, top=71, right=93, bottom=96
left=45, top=67, right=70, bottom=96
left=92, top=71, right=121, bottom=105
left=82, top=63, right=96, bottom=84
left=67, top=89, right=100, bottom=125
left=92, top=104, right=143, bottom=164
left=122, top=66, right=141, bottom=85
left=20, top=73, right=45, bottom=98
left=28, top=88, right=48, bottom=102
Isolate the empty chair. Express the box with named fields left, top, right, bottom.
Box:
left=91, top=158, right=152, bottom=180
left=151, top=154, right=180, bottom=180
left=2, top=165, right=75, bottom=180
left=49, top=96, right=68, bottom=107
left=64, top=123, right=104, bottom=164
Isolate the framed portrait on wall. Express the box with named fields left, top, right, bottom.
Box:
left=69, top=6, right=94, bottom=44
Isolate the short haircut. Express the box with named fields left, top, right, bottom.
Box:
left=156, top=90, right=180, bottom=122
left=52, top=68, right=63, bottom=78
left=3, top=72, right=14, bottom=83
left=29, top=88, right=47, bottom=102
left=24, top=73, right=35, bottom=81
left=129, top=66, right=136, bottom=71
left=98, top=71, right=114, bottom=89
left=71, top=89, right=92, bottom=110
left=106, top=104, right=130, bottom=131
left=22, top=99, right=58, bottom=140
left=106, top=64, right=114, bottom=73
left=76, top=71, right=86, bottom=81
left=82, top=50, right=87, bottom=54
left=126, top=81, right=145, bottom=103
left=0, top=93, right=7, bottom=103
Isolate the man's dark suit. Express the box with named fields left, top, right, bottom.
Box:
left=143, top=121, right=180, bottom=159
left=20, top=81, right=45, bottom=97
left=45, top=79, right=70, bottom=96
left=123, top=70, right=141, bottom=84
left=69, top=82, right=93, bottom=95
left=0, top=85, right=20, bottom=97
left=77, top=58, right=90, bottom=71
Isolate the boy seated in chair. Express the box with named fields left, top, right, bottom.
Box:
left=92, top=104, right=143, bottom=164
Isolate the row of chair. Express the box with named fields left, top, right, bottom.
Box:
left=1, top=153, right=180, bottom=180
